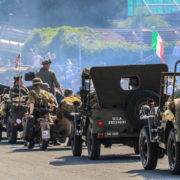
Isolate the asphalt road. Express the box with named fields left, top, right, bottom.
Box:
left=0, top=135, right=180, bottom=180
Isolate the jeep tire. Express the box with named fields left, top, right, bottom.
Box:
left=71, top=123, right=82, bottom=156
left=87, top=125, right=101, bottom=160
left=167, top=129, right=180, bottom=174
left=134, top=142, right=139, bottom=155
left=139, top=127, right=158, bottom=170
left=128, top=90, right=159, bottom=130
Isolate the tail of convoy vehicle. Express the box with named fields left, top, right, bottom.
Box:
left=24, top=107, right=52, bottom=150
left=7, top=96, right=28, bottom=143
left=71, top=64, right=168, bottom=160
left=139, top=60, right=180, bottom=174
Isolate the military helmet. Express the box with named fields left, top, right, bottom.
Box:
left=42, top=59, right=51, bottom=65
left=64, top=88, right=73, bottom=97
left=32, top=78, right=42, bottom=86
left=42, top=83, right=50, bottom=91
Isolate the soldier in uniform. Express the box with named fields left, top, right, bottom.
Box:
left=42, top=82, right=58, bottom=107
left=35, top=59, right=63, bottom=95
left=9, top=75, right=29, bottom=99
left=27, top=78, right=57, bottom=116
left=60, top=88, right=81, bottom=120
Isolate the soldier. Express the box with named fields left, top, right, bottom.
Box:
left=27, top=78, right=57, bottom=116
left=60, top=88, right=81, bottom=120
left=42, top=82, right=58, bottom=107
left=35, top=59, right=63, bottom=95
left=9, top=75, right=28, bottom=99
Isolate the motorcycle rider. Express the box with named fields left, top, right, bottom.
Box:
left=10, top=75, right=28, bottom=99
left=24, top=78, right=57, bottom=147
left=60, top=88, right=81, bottom=120
left=27, top=78, right=57, bottom=117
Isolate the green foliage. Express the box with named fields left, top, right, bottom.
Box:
left=23, top=26, right=148, bottom=54
left=83, top=41, right=149, bottom=54
left=22, top=26, right=150, bottom=65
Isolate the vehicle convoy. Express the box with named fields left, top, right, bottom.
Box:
left=139, top=60, right=180, bottom=174
left=71, top=64, right=168, bottom=160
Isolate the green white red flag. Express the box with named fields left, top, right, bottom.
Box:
left=152, top=30, right=165, bottom=64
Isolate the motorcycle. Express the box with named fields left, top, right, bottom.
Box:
left=6, top=96, right=28, bottom=143
left=24, top=107, right=52, bottom=150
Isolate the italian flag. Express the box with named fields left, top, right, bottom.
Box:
left=152, top=30, right=165, bottom=64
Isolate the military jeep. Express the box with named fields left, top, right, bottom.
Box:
left=71, top=64, right=168, bottom=160
left=139, top=60, right=180, bottom=174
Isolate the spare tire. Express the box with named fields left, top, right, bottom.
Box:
left=127, top=90, right=159, bottom=130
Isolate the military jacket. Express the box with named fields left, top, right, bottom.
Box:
left=61, top=95, right=81, bottom=112
left=35, top=68, right=60, bottom=94
left=27, top=88, right=56, bottom=108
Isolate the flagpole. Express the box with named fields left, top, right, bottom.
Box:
left=18, top=52, right=22, bottom=104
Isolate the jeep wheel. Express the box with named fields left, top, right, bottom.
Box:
left=128, top=90, right=159, bottom=130
left=139, top=127, right=158, bottom=170
left=133, top=142, right=139, bottom=155
left=167, top=129, right=180, bottom=174
left=7, top=120, right=17, bottom=144
left=27, top=141, right=34, bottom=149
left=87, top=125, right=101, bottom=160
left=71, top=124, right=82, bottom=156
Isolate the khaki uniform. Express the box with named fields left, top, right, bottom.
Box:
left=27, top=89, right=56, bottom=123
left=27, top=89, right=56, bottom=107
left=0, top=94, right=10, bottom=116
left=61, top=95, right=81, bottom=113
left=35, top=68, right=60, bottom=94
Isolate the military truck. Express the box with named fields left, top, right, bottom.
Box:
left=139, top=60, right=180, bottom=174
left=71, top=64, right=168, bottom=160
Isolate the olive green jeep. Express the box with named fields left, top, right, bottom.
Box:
left=71, top=64, right=168, bottom=160
left=139, top=60, right=180, bottom=174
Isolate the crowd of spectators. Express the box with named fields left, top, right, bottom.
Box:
left=0, top=47, right=108, bottom=93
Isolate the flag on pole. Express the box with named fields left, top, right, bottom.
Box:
left=152, top=30, right=165, bottom=64
left=14, top=54, right=20, bottom=68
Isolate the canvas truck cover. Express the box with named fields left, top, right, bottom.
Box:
left=90, top=64, right=168, bottom=108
